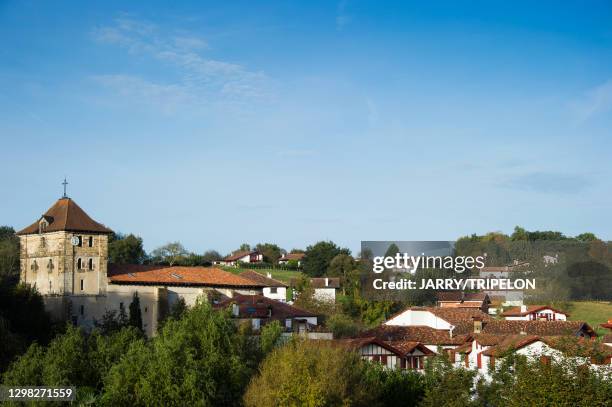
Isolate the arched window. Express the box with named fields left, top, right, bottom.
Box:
left=77, top=258, right=82, bottom=270
left=88, top=258, right=93, bottom=270
left=88, top=236, right=94, bottom=247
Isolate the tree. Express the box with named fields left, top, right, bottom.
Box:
left=302, top=241, right=351, bottom=277
left=150, top=242, right=188, bottom=266
left=202, top=250, right=223, bottom=263
left=255, top=243, right=283, bottom=264
left=239, top=243, right=251, bottom=252
left=0, top=226, right=19, bottom=285
left=108, top=233, right=146, bottom=264
left=328, top=254, right=357, bottom=294
left=326, top=313, right=360, bottom=338
left=0, top=283, right=53, bottom=373
left=101, top=301, right=253, bottom=406
left=259, top=321, right=283, bottom=356
left=128, top=293, right=143, bottom=332
left=244, top=339, right=376, bottom=407
left=94, top=306, right=128, bottom=335
left=575, top=232, right=598, bottom=242
left=476, top=353, right=612, bottom=406
left=169, top=297, right=187, bottom=320
left=421, top=356, right=477, bottom=407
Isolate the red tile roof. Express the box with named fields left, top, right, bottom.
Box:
left=500, top=305, right=569, bottom=317
left=359, top=325, right=469, bottom=346
left=387, top=340, right=436, bottom=355
left=239, top=270, right=287, bottom=287
left=310, top=278, right=341, bottom=289
left=455, top=320, right=595, bottom=337
left=386, top=307, right=491, bottom=326
left=436, top=292, right=489, bottom=302
left=280, top=253, right=305, bottom=261
left=223, top=250, right=258, bottom=262
left=481, top=335, right=541, bottom=357
left=108, top=264, right=265, bottom=288
left=214, top=294, right=316, bottom=321
left=17, top=198, right=112, bottom=235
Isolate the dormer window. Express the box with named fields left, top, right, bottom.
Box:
left=38, top=218, right=49, bottom=234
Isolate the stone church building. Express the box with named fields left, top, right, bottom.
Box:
left=17, top=195, right=264, bottom=336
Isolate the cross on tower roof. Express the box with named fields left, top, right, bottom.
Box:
left=62, top=177, right=68, bottom=198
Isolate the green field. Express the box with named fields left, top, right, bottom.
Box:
left=567, top=301, right=612, bottom=335
left=221, top=266, right=303, bottom=284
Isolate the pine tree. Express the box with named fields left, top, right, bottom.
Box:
left=128, top=292, right=143, bottom=332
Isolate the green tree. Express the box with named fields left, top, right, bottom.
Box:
left=244, top=339, right=376, bottom=407
left=101, top=301, right=253, bottom=406
left=128, top=292, right=143, bottom=332
left=255, top=243, right=284, bottom=264
left=150, top=242, right=188, bottom=266
left=0, top=226, right=19, bottom=285
left=302, top=241, right=350, bottom=277
left=108, top=233, right=146, bottom=264
left=421, top=356, right=477, bottom=407
left=259, top=321, right=283, bottom=356
left=477, top=353, right=612, bottom=406
left=202, top=250, right=223, bottom=263
left=328, top=254, right=357, bottom=294
left=326, top=313, right=360, bottom=338
left=239, top=243, right=251, bottom=252
left=575, top=232, right=598, bottom=242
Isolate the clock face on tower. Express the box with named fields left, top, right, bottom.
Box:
left=70, top=236, right=80, bottom=246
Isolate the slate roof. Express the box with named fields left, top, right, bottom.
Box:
left=108, top=264, right=265, bottom=288
left=17, top=198, right=112, bottom=235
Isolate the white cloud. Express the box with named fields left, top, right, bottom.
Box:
left=570, top=79, right=612, bottom=122
left=91, top=17, right=271, bottom=110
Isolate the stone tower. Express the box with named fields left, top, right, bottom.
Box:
left=17, top=197, right=113, bottom=297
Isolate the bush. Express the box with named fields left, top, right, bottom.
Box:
left=244, top=339, right=376, bottom=407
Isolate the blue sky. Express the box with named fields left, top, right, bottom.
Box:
left=1, top=1, right=612, bottom=254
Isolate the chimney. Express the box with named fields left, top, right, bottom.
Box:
left=520, top=305, right=527, bottom=313
left=325, top=277, right=329, bottom=287
left=267, top=272, right=272, bottom=279
left=472, top=316, right=483, bottom=334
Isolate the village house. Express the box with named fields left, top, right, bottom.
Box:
left=17, top=196, right=268, bottom=337
left=213, top=294, right=330, bottom=339
left=436, top=292, right=491, bottom=313
left=500, top=304, right=569, bottom=321
left=220, top=250, right=263, bottom=266
left=455, top=332, right=612, bottom=378
left=278, top=252, right=305, bottom=266
left=384, top=306, right=492, bottom=332
left=311, top=277, right=340, bottom=302
left=336, top=337, right=435, bottom=370
left=239, top=270, right=288, bottom=302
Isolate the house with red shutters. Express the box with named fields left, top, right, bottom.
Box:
left=500, top=305, right=569, bottom=321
